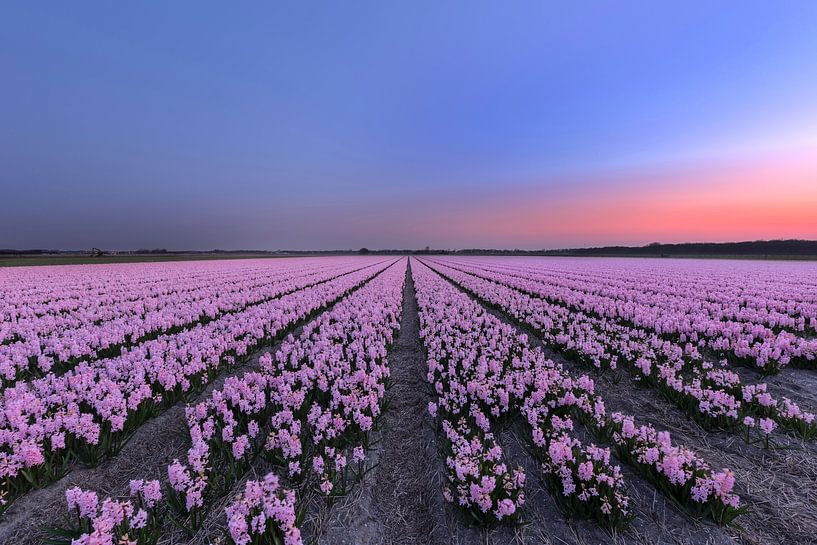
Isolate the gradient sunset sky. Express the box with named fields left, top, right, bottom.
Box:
left=3, top=2, right=817, bottom=250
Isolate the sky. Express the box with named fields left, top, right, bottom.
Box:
left=2, top=2, right=817, bottom=250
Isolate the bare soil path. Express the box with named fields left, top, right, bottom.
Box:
left=316, top=259, right=449, bottom=545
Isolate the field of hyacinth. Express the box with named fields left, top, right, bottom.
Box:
left=1, top=256, right=817, bottom=545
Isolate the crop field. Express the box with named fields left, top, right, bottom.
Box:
left=1, top=256, right=816, bottom=545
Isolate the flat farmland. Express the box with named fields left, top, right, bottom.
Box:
left=1, top=256, right=816, bottom=545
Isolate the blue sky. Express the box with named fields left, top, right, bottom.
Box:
left=2, top=2, right=817, bottom=249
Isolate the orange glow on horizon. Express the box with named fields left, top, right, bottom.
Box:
left=437, top=150, right=817, bottom=247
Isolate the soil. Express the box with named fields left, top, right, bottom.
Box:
left=314, top=262, right=449, bottom=545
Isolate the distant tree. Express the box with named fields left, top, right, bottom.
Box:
left=358, top=247, right=370, bottom=255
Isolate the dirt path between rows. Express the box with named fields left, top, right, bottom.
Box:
left=315, top=259, right=450, bottom=545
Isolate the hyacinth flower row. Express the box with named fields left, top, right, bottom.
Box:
left=223, top=473, right=300, bottom=545
left=56, top=480, right=164, bottom=545
left=0, top=259, right=328, bottom=376
left=428, top=259, right=815, bottom=439
left=431, top=259, right=817, bottom=437
left=413, top=259, right=742, bottom=526
left=412, top=260, right=630, bottom=528
left=56, top=259, right=407, bottom=545
left=520, top=364, right=631, bottom=525
left=438, top=257, right=817, bottom=337
left=0, top=258, right=386, bottom=387
left=486, top=259, right=817, bottom=370
left=166, top=260, right=404, bottom=535
left=0, top=258, right=351, bottom=349
left=521, top=259, right=817, bottom=336
left=430, top=258, right=813, bottom=373
left=435, top=258, right=817, bottom=372
left=58, top=473, right=300, bottom=545
left=425, top=259, right=816, bottom=441
left=0, top=261, right=394, bottom=514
